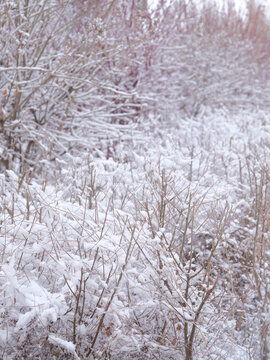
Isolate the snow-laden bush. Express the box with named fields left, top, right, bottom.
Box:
left=1, top=0, right=270, bottom=359
left=0, top=0, right=152, bottom=173
left=1, top=107, right=270, bottom=359
left=1, top=0, right=270, bottom=174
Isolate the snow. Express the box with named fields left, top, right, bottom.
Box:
left=48, top=335, right=81, bottom=360
left=1, top=0, right=270, bottom=359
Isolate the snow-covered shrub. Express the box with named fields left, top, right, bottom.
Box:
left=1, top=0, right=270, bottom=359
left=0, top=0, right=153, bottom=174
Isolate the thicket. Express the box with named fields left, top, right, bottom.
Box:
left=0, top=0, right=270, bottom=359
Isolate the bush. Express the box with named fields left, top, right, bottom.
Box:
left=1, top=1, right=270, bottom=359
